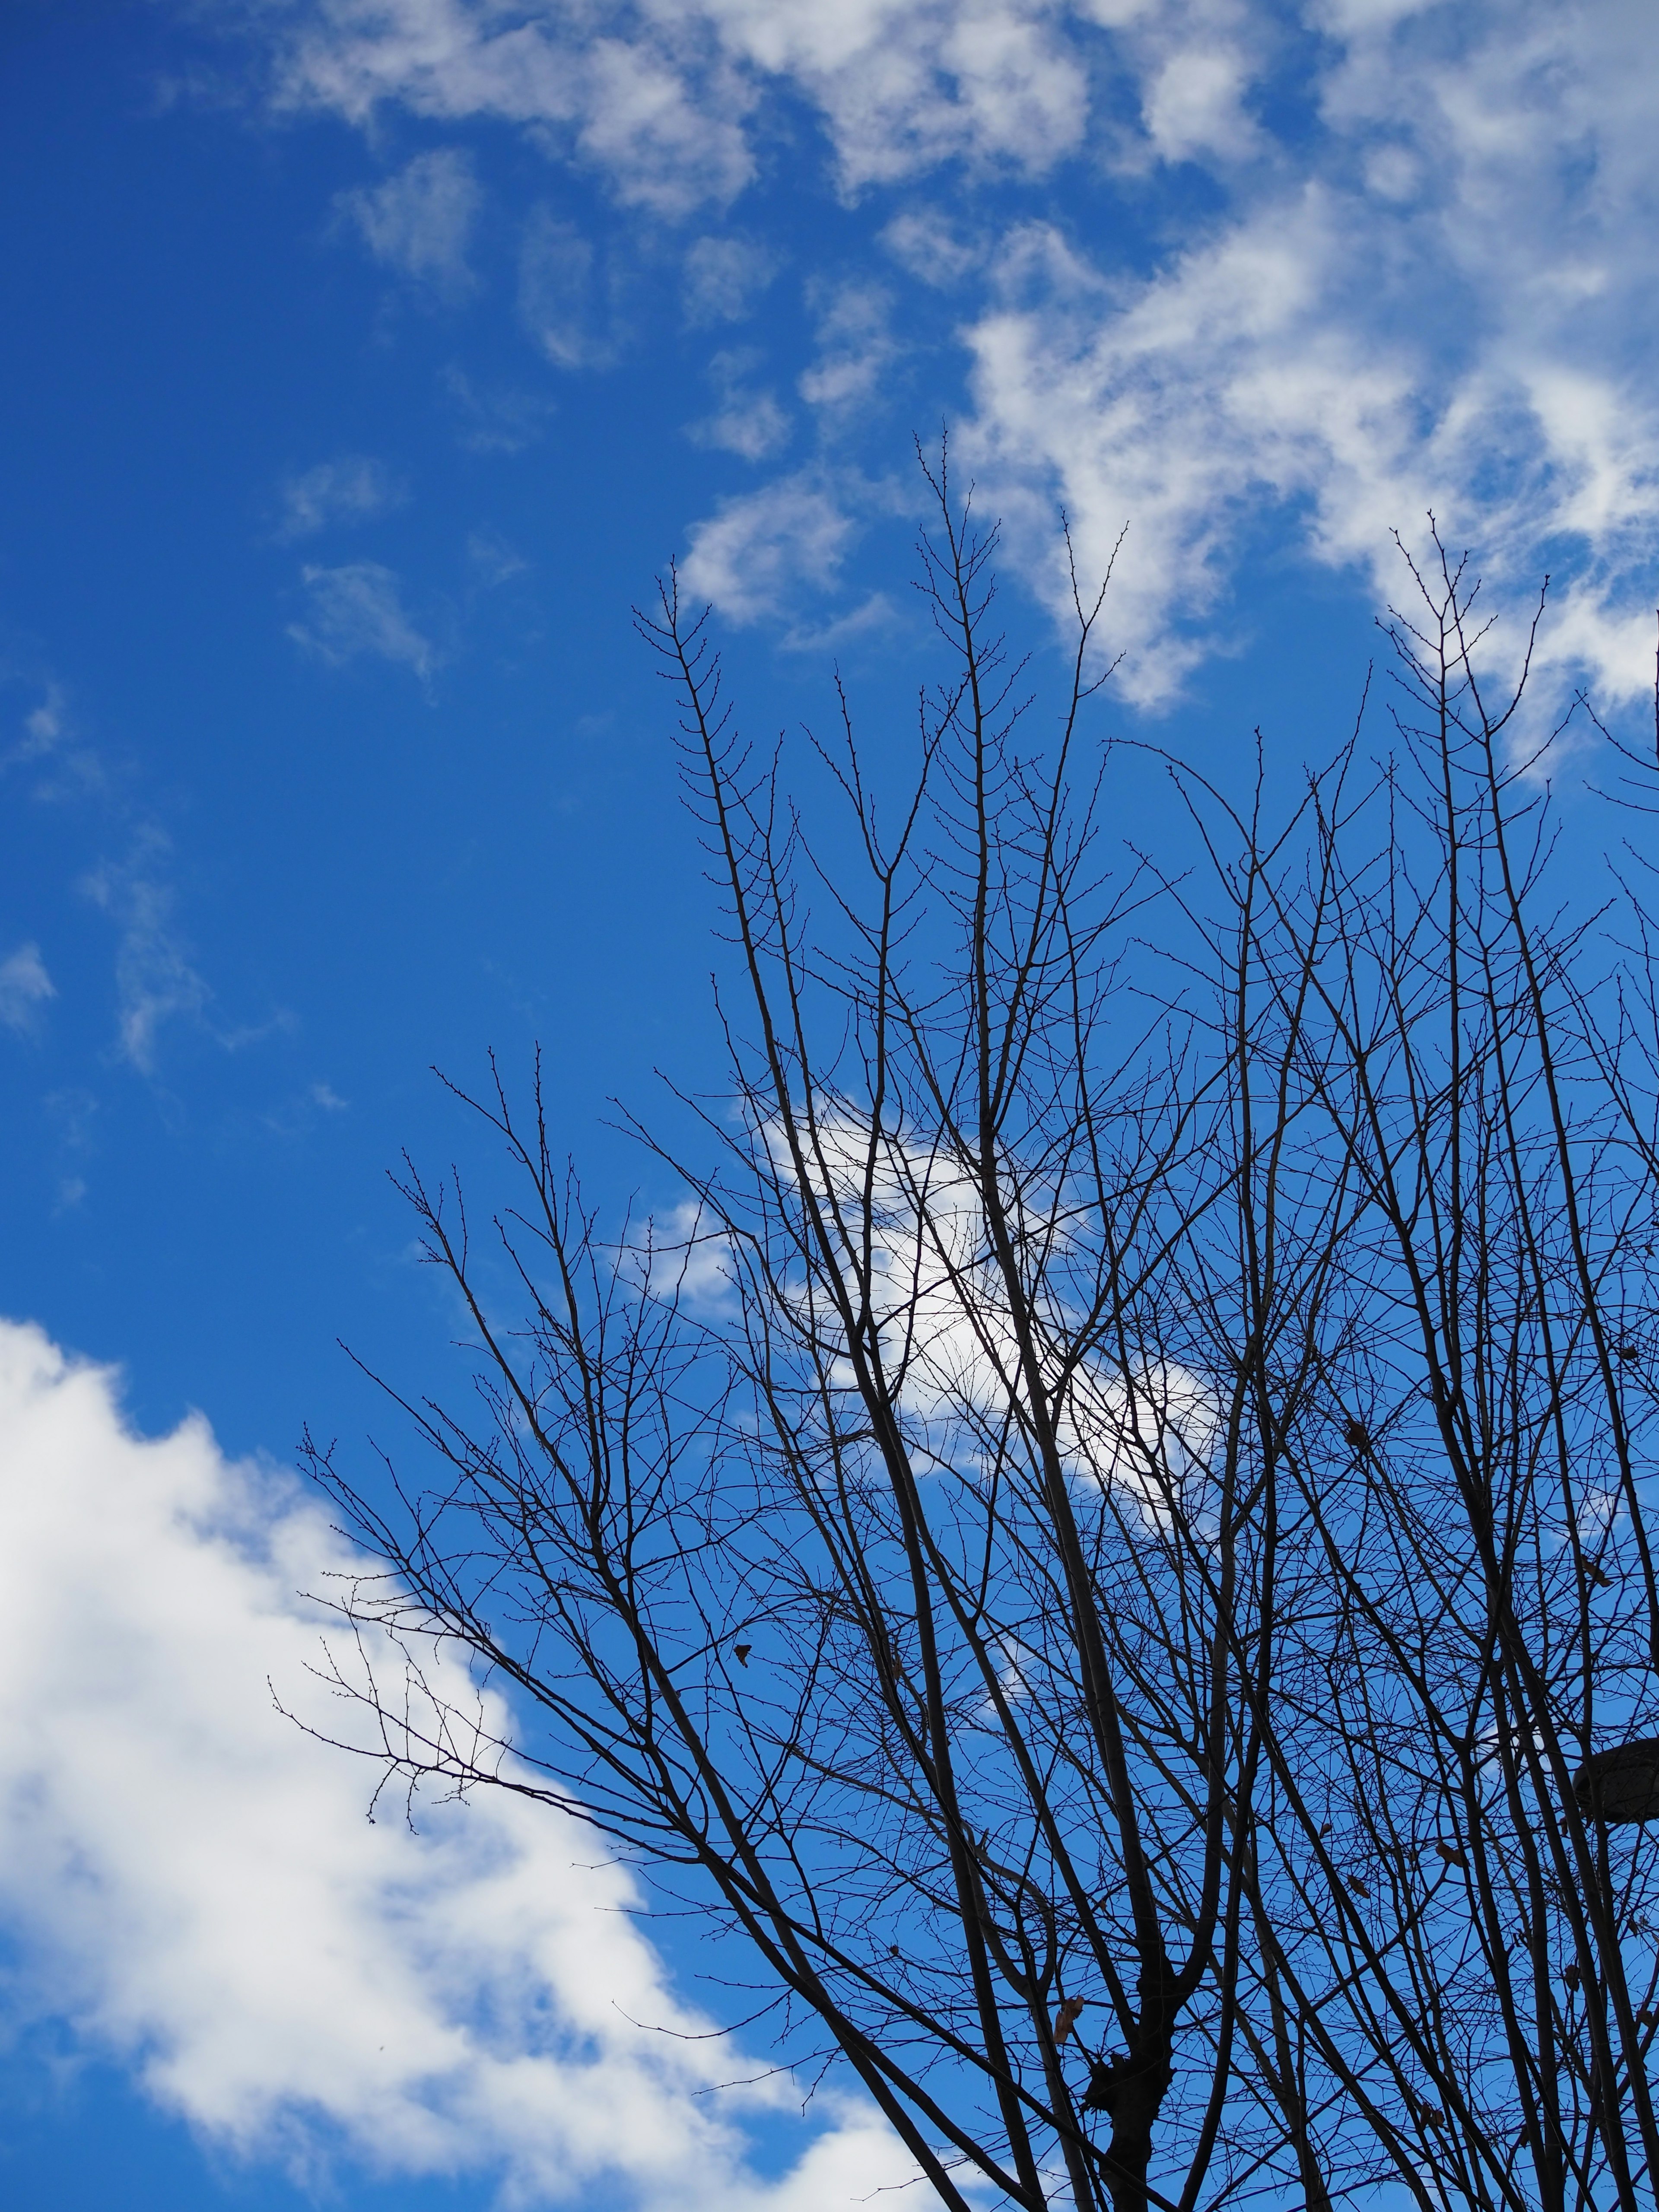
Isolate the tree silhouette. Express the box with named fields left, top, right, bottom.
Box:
left=302, top=455, right=1659, bottom=2209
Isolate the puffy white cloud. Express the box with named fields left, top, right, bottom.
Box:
left=767, top=1114, right=1218, bottom=1519
left=274, top=454, right=406, bottom=541
left=715, top=0, right=1093, bottom=191
left=289, top=561, right=439, bottom=683
left=1139, top=45, right=1262, bottom=165
left=681, top=470, right=857, bottom=621
left=0, top=1317, right=915, bottom=2206
left=879, top=206, right=981, bottom=287
left=629, top=1199, right=740, bottom=1307
left=335, top=146, right=483, bottom=296
left=0, top=941, right=55, bottom=1034
left=957, top=1, right=1659, bottom=710
left=271, top=0, right=754, bottom=216
left=572, top=28, right=756, bottom=216
left=265, top=0, right=1091, bottom=203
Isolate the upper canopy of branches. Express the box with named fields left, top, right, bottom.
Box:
left=303, top=452, right=1659, bottom=2212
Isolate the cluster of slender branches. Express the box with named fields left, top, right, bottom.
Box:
left=303, top=451, right=1659, bottom=2212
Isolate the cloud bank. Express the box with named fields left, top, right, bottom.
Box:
left=242, top=0, right=1659, bottom=710
left=0, top=1319, right=909, bottom=2207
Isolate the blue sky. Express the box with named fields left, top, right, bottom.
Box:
left=1, top=2, right=1656, bottom=2206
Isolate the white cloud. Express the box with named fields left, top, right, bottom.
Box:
left=0, top=942, right=55, bottom=1035
left=20, top=682, right=65, bottom=758
left=518, top=206, right=618, bottom=370
left=681, top=471, right=857, bottom=623
left=465, top=527, right=528, bottom=585
left=275, top=454, right=405, bottom=541
left=80, top=838, right=211, bottom=1074
left=689, top=348, right=791, bottom=461
left=234, top=2, right=1659, bottom=711
left=682, top=234, right=779, bottom=324
left=334, top=146, right=483, bottom=297
left=4, top=677, right=104, bottom=795
left=710, top=0, right=1093, bottom=191
left=289, top=562, right=439, bottom=684
left=260, top=0, right=1090, bottom=208
left=879, top=207, right=980, bottom=287
left=767, top=1113, right=1217, bottom=1520
left=798, top=281, right=901, bottom=416
left=0, top=1320, right=915, bottom=2206
left=1140, top=46, right=1262, bottom=165
left=629, top=1200, right=738, bottom=1307
left=273, top=0, right=754, bottom=217
left=951, top=0, right=1659, bottom=710
left=440, top=364, right=556, bottom=453
left=962, top=124, right=1659, bottom=707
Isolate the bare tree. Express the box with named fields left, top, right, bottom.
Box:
left=302, top=451, right=1326, bottom=2211
left=1154, top=539, right=1659, bottom=2212
left=301, top=464, right=1659, bottom=2209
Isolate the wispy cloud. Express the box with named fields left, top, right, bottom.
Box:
left=273, top=454, right=405, bottom=542
left=334, top=146, right=482, bottom=299
left=879, top=208, right=980, bottom=289
left=464, top=527, right=527, bottom=586
left=688, top=348, right=791, bottom=462
left=961, top=156, right=1659, bottom=707
left=4, top=677, right=104, bottom=795
left=19, top=683, right=65, bottom=759
left=682, top=234, right=779, bottom=327
left=288, top=562, right=439, bottom=685
left=0, top=943, right=55, bottom=1036
left=245, top=0, right=1659, bottom=714
left=777, top=591, right=896, bottom=656
left=798, top=281, right=901, bottom=419
left=43, top=1086, right=96, bottom=1211
left=80, top=836, right=211, bottom=1075
left=439, top=364, right=555, bottom=453
left=6, top=681, right=226, bottom=1081
left=259, top=1076, right=350, bottom=1138
left=0, top=1319, right=912, bottom=2206
left=518, top=206, right=621, bottom=370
